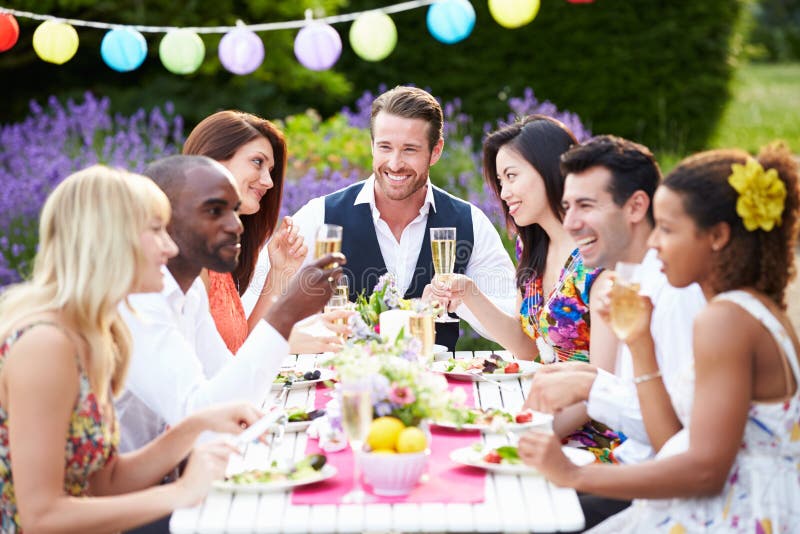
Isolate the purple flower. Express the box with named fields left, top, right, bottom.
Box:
left=549, top=295, right=582, bottom=323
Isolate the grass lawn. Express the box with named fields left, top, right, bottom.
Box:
left=657, top=62, right=800, bottom=173
left=709, top=62, right=800, bottom=152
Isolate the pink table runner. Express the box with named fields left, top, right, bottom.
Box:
left=291, top=381, right=485, bottom=505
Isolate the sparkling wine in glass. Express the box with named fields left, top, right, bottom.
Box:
left=340, top=382, right=373, bottom=504
left=609, top=262, right=645, bottom=339
left=430, top=227, right=456, bottom=282
left=315, top=224, right=343, bottom=267
left=335, top=273, right=350, bottom=300
left=430, top=227, right=459, bottom=323
left=409, top=313, right=435, bottom=363
left=324, top=294, right=350, bottom=340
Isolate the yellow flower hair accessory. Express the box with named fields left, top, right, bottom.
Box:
left=727, top=159, right=786, bottom=232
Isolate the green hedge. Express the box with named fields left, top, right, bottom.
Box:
left=335, top=0, right=746, bottom=152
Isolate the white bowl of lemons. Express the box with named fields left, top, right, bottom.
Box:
left=359, top=416, right=430, bottom=496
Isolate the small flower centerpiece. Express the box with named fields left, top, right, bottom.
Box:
left=350, top=273, right=442, bottom=348
left=324, top=336, right=452, bottom=495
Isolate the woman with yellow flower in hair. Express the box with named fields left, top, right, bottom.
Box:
left=518, top=143, right=800, bottom=533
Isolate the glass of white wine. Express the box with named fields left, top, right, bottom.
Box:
left=609, top=261, right=645, bottom=339
left=324, top=294, right=350, bottom=341
left=430, top=227, right=459, bottom=323
left=335, top=273, right=350, bottom=301
left=339, top=379, right=373, bottom=504
left=315, top=224, right=343, bottom=267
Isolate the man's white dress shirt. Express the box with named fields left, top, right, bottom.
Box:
left=243, top=176, right=517, bottom=340
left=116, top=269, right=288, bottom=452
left=586, top=249, right=706, bottom=463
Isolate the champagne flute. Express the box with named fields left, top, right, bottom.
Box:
left=324, top=294, right=350, bottom=341
left=430, top=227, right=459, bottom=323
left=408, top=310, right=435, bottom=364
left=315, top=224, right=343, bottom=268
left=340, top=380, right=373, bottom=503
left=609, top=261, right=645, bottom=339
left=335, top=273, right=350, bottom=301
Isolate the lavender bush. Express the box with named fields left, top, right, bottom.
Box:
left=0, top=93, right=183, bottom=286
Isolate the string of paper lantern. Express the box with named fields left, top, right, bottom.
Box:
left=0, top=1, right=589, bottom=74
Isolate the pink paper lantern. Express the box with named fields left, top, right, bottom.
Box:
left=294, top=22, right=342, bottom=71
left=0, top=13, right=20, bottom=52
left=218, top=27, right=264, bottom=75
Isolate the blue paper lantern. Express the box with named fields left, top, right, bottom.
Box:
left=294, top=23, right=342, bottom=71
left=427, top=0, right=476, bottom=44
left=101, top=28, right=147, bottom=72
left=218, top=26, right=264, bottom=75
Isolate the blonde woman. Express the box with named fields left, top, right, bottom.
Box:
left=0, top=166, right=263, bottom=532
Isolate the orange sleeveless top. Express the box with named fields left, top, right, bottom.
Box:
left=207, top=271, right=248, bottom=353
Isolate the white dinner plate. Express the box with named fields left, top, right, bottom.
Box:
left=213, top=464, right=337, bottom=493
left=285, top=419, right=314, bottom=433
left=450, top=444, right=594, bottom=475
left=432, top=409, right=553, bottom=433
left=430, top=359, right=538, bottom=382
left=271, top=368, right=335, bottom=391
left=432, top=344, right=448, bottom=354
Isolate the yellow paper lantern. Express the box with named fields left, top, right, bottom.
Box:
left=32, top=20, right=79, bottom=65
left=349, top=12, right=397, bottom=62
left=488, top=0, right=541, bottom=29
left=159, top=29, right=205, bottom=75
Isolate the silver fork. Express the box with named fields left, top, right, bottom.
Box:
left=467, top=369, right=519, bottom=393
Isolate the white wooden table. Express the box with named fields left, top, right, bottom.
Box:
left=171, top=351, right=585, bottom=533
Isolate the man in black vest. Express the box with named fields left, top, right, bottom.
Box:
left=276, top=86, right=516, bottom=351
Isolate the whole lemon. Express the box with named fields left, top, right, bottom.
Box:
left=371, top=448, right=397, bottom=455
left=396, top=426, right=427, bottom=453
left=366, top=416, right=405, bottom=451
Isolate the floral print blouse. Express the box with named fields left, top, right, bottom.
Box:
left=0, top=323, right=119, bottom=533
left=519, top=248, right=623, bottom=462
left=519, top=248, right=598, bottom=363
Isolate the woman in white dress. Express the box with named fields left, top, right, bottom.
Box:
left=518, top=143, right=800, bottom=533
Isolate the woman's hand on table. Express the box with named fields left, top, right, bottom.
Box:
left=174, top=441, right=238, bottom=506
left=518, top=431, right=580, bottom=488
left=267, top=215, right=307, bottom=278
left=189, top=402, right=265, bottom=435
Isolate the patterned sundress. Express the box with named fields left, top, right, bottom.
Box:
left=0, top=323, right=119, bottom=533
left=589, top=290, right=800, bottom=532
left=519, top=248, right=622, bottom=463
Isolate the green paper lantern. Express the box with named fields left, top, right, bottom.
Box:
left=32, top=20, right=79, bottom=65
left=159, top=29, right=205, bottom=75
left=488, top=0, right=541, bottom=29
left=349, top=12, right=397, bottom=62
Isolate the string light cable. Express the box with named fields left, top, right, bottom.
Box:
left=0, top=0, right=437, bottom=34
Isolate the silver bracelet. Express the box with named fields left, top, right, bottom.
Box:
left=633, top=370, right=662, bottom=385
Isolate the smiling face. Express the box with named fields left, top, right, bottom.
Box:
left=371, top=111, right=443, bottom=206
left=561, top=166, right=634, bottom=269
left=219, top=136, right=275, bottom=216
left=649, top=186, right=716, bottom=288
left=136, top=216, right=179, bottom=293
left=495, top=145, right=553, bottom=227
left=169, top=164, right=244, bottom=273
